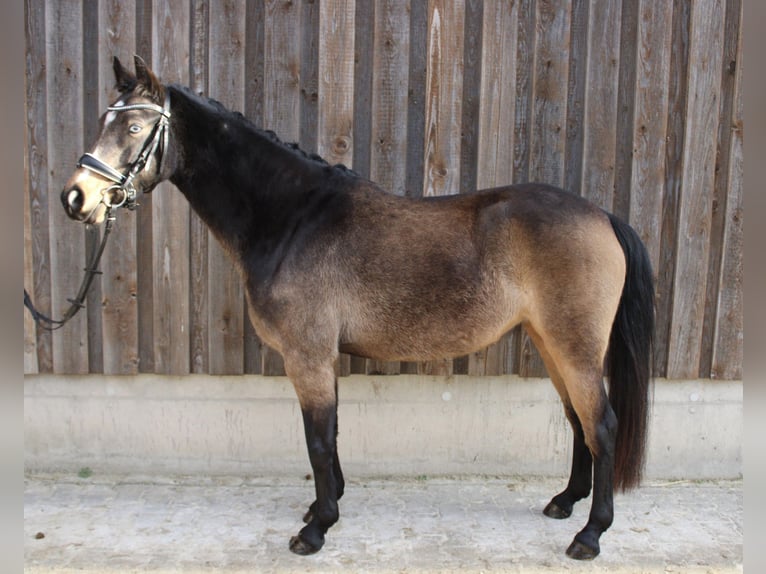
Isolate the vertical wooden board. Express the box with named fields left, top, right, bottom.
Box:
left=700, top=0, right=741, bottom=378
left=476, top=0, right=517, bottom=191
left=459, top=0, right=482, bottom=196
left=189, top=0, right=210, bottom=374
left=136, top=0, right=156, bottom=373
left=45, top=0, right=88, bottom=374
left=711, top=0, right=743, bottom=380
left=654, top=0, right=690, bottom=378
left=520, top=0, right=572, bottom=378
left=353, top=0, right=374, bottom=180
left=513, top=0, right=534, bottom=184
left=667, top=0, right=725, bottom=379
left=98, top=0, right=140, bottom=375
left=300, top=0, right=320, bottom=153
left=83, top=0, right=104, bottom=374
left=405, top=0, right=427, bottom=200
left=24, top=133, right=38, bottom=374
left=207, top=0, right=246, bottom=375
left=25, top=0, right=52, bottom=373
left=151, top=0, right=191, bottom=375
left=422, top=0, right=464, bottom=198
left=563, top=0, right=588, bottom=195
left=318, top=0, right=355, bottom=167
left=261, top=0, right=302, bottom=376
left=370, top=0, right=410, bottom=196
left=612, top=0, right=637, bottom=222
left=628, top=0, right=673, bottom=272
left=243, top=0, right=264, bottom=374
left=263, top=0, right=301, bottom=142
left=580, top=0, right=621, bottom=211
left=470, top=0, right=518, bottom=377
left=528, top=0, right=570, bottom=188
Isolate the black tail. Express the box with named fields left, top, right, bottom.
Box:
left=606, top=213, right=655, bottom=492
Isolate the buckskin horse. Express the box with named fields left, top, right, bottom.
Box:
left=60, top=56, right=654, bottom=560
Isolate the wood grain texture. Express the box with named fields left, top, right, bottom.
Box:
left=151, top=0, right=191, bottom=375
left=25, top=0, right=51, bottom=372
left=97, top=0, right=140, bottom=374
left=422, top=0, right=464, bottom=198
left=666, top=0, right=725, bottom=379
left=207, top=0, right=246, bottom=375
left=46, top=0, right=88, bottom=373
left=710, top=0, right=743, bottom=380
left=189, top=0, right=210, bottom=374
left=628, top=0, right=673, bottom=272
left=23, top=0, right=744, bottom=380
left=581, top=0, right=621, bottom=211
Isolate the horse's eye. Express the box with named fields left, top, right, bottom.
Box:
left=129, top=124, right=143, bottom=134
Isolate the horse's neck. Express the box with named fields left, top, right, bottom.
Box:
left=166, top=86, right=325, bottom=257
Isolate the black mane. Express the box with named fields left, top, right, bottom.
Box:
left=170, top=84, right=358, bottom=178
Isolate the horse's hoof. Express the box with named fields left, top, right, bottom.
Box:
left=565, top=538, right=599, bottom=560
left=289, top=534, right=323, bottom=555
left=543, top=500, right=572, bottom=519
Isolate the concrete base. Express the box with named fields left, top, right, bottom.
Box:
left=24, top=374, right=742, bottom=480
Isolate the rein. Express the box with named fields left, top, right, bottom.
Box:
left=24, top=209, right=115, bottom=331
left=24, top=93, right=171, bottom=331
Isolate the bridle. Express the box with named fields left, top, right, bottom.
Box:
left=24, top=91, right=171, bottom=331
left=77, top=91, right=172, bottom=211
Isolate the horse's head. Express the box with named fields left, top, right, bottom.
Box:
left=61, top=55, right=171, bottom=224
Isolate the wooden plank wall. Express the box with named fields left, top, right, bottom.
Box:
left=23, top=0, right=743, bottom=380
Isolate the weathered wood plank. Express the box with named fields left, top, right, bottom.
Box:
left=189, top=0, right=210, bottom=374
left=318, top=0, right=355, bottom=168
left=98, top=0, right=140, bottom=374
left=581, top=0, right=622, bottom=211
left=666, top=0, right=725, bottom=379
left=135, top=0, right=156, bottom=373
left=710, top=0, right=743, bottom=380
left=46, top=0, right=88, bottom=373
left=25, top=0, right=52, bottom=373
left=207, top=0, right=246, bottom=375
left=83, top=0, right=104, bottom=374
left=151, top=0, right=191, bottom=375
left=422, top=0, right=464, bottom=199
left=627, top=0, right=673, bottom=272
left=405, top=0, right=427, bottom=201
left=654, top=0, right=690, bottom=378
left=24, top=115, right=38, bottom=374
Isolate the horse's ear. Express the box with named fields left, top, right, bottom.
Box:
left=133, top=55, right=163, bottom=102
left=113, top=56, right=136, bottom=93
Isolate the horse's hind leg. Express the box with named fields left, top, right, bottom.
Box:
left=284, top=356, right=343, bottom=555
left=525, top=324, right=617, bottom=559
left=543, top=404, right=593, bottom=519
left=525, top=327, right=593, bottom=519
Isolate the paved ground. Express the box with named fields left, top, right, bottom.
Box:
left=24, top=474, right=742, bottom=573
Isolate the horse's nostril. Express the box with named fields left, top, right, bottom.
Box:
left=64, top=187, right=84, bottom=212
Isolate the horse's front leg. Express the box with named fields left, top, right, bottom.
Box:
left=285, top=358, right=342, bottom=555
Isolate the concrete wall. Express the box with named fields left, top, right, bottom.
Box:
left=24, top=375, right=742, bottom=480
